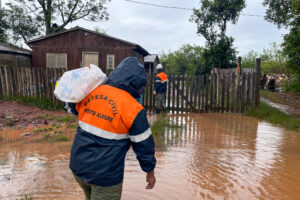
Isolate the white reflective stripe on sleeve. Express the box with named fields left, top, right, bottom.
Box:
left=64, top=103, right=72, bottom=114
left=130, top=128, right=152, bottom=143
left=155, top=80, right=161, bottom=83
left=78, top=121, right=129, bottom=140
left=162, top=79, right=168, bottom=83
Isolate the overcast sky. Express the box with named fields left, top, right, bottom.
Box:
left=3, top=0, right=288, bottom=56
left=68, top=0, right=288, bottom=57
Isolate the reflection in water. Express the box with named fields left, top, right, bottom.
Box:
left=1, top=113, right=300, bottom=200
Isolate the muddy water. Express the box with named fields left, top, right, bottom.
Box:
left=1, top=114, right=300, bottom=200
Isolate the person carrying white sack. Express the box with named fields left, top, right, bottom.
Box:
left=57, top=57, right=156, bottom=200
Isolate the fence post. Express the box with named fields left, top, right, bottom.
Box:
left=255, top=58, right=261, bottom=108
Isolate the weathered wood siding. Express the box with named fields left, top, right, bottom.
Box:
left=29, top=29, right=145, bottom=71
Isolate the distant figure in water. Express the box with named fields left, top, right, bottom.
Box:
left=64, top=57, right=156, bottom=200
left=154, top=64, right=168, bottom=114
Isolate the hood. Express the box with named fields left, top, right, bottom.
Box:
left=108, top=57, right=147, bottom=98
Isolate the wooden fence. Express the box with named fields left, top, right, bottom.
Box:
left=0, top=59, right=261, bottom=113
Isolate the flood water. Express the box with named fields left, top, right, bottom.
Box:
left=1, top=113, right=300, bottom=200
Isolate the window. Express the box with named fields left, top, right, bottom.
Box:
left=82, top=52, right=99, bottom=66
left=107, top=54, right=115, bottom=70
left=46, top=53, right=67, bottom=68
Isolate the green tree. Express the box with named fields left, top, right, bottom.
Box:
left=0, top=8, right=9, bottom=43
left=160, top=44, right=206, bottom=75
left=242, top=50, right=259, bottom=68
left=242, top=43, right=287, bottom=74
left=5, top=0, right=110, bottom=42
left=191, top=0, right=245, bottom=68
left=263, top=0, right=300, bottom=91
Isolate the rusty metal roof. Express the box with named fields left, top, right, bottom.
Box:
left=0, top=43, right=32, bottom=55
left=144, top=54, right=159, bottom=63
left=27, top=26, right=150, bottom=56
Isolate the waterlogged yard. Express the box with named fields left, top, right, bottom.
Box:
left=1, top=102, right=300, bottom=200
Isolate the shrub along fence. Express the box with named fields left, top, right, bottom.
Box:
left=0, top=59, right=261, bottom=113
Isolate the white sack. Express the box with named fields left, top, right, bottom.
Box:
left=54, top=64, right=108, bottom=103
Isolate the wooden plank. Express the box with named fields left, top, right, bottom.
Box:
left=231, top=73, right=236, bottom=112
left=214, top=73, right=218, bottom=111
left=176, top=75, right=180, bottom=113
left=221, top=74, right=225, bottom=112
left=19, top=67, right=24, bottom=97
left=226, top=74, right=230, bottom=113
left=28, top=67, right=32, bottom=96
left=172, top=75, right=175, bottom=113
left=205, top=74, right=209, bottom=112
left=0, top=67, right=5, bottom=98
left=12, top=67, right=19, bottom=97
left=236, top=73, right=240, bottom=113
left=45, top=68, right=50, bottom=99
left=241, top=72, right=246, bottom=113
left=190, top=75, right=194, bottom=112
left=246, top=72, right=251, bottom=108
left=41, top=68, right=47, bottom=98
left=50, top=68, right=55, bottom=101
left=36, top=68, right=41, bottom=98
left=180, top=74, right=184, bottom=112
left=8, top=67, right=15, bottom=97
left=255, top=58, right=261, bottom=108
left=167, top=74, right=171, bottom=110
left=185, top=75, right=189, bottom=112
left=210, top=73, right=214, bottom=111
left=197, top=76, right=201, bottom=112
left=3, top=67, right=10, bottom=97
left=24, top=67, right=29, bottom=96
left=32, top=68, right=37, bottom=98
left=201, top=75, right=205, bottom=112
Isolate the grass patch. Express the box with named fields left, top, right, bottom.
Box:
left=5, top=96, right=62, bottom=110
left=5, top=115, right=15, bottom=126
left=67, top=123, right=78, bottom=129
left=260, top=90, right=285, bottom=104
left=41, top=133, right=69, bottom=142
left=38, top=114, right=74, bottom=123
left=246, top=101, right=300, bottom=131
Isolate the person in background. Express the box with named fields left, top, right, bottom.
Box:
left=64, top=57, right=156, bottom=200
left=153, top=64, right=168, bottom=114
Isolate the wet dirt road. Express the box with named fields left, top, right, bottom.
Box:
left=0, top=113, right=300, bottom=200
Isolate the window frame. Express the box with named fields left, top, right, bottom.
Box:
left=106, top=54, right=115, bottom=70
left=46, top=53, right=67, bottom=69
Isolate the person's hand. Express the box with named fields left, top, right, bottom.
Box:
left=153, top=91, right=156, bottom=95
left=146, top=170, right=156, bottom=189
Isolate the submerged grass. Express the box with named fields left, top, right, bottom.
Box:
left=151, top=114, right=182, bottom=149
left=246, top=101, right=300, bottom=131
left=18, top=194, right=33, bottom=200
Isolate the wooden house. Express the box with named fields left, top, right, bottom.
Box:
left=27, top=27, right=150, bottom=71
left=0, top=43, right=32, bottom=68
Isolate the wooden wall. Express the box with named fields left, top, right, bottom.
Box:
left=29, top=29, right=146, bottom=71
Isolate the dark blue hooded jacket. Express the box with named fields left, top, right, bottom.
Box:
left=65, top=57, right=156, bottom=187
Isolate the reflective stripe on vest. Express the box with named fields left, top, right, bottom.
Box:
left=79, top=121, right=129, bottom=140
left=130, top=128, right=152, bottom=143
left=79, top=121, right=152, bottom=142
left=76, top=84, right=144, bottom=138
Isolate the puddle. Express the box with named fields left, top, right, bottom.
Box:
left=0, top=113, right=300, bottom=199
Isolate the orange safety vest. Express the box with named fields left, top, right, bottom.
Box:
left=76, top=84, right=144, bottom=140
left=156, top=72, right=168, bottom=83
